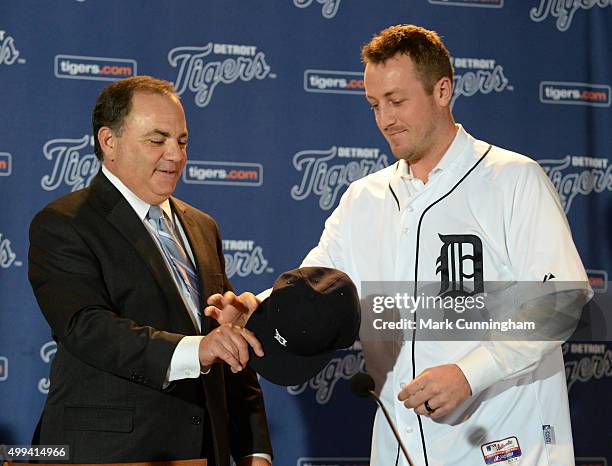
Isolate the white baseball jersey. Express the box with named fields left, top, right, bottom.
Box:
left=301, top=125, right=590, bottom=466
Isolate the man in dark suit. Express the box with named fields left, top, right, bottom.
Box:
left=28, top=76, right=272, bottom=466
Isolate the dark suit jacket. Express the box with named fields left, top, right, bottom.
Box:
left=28, top=172, right=272, bottom=465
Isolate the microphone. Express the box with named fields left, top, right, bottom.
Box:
left=350, top=373, right=415, bottom=466
left=350, top=371, right=376, bottom=397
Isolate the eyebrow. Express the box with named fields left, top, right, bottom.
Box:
left=144, top=129, right=188, bottom=139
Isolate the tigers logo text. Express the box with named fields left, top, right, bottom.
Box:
left=293, top=0, right=342, bottom=19
left=540, top=155, right=611, bottom=213
left=0, top=233, right=21, bottom=268
left=41, top=135, right=99, bottom=192
left=288, top=343, right=365, bottom=404
left=223, top=239, right=273, bottom=279
left=451, top=57, right=512, bottom=108
left=530, top=0, right=611, bottom=32
left=168, top=42, right=274, bottom=108
left=291, top=146, right=388, bottom=211
left=0, top=30, right=24, bottom=65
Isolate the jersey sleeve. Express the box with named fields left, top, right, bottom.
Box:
left=457, top=160, right=591, bottom=395
left=506, top=161, right=588, bottom=282
left=300, top=185, right=353, bottom=271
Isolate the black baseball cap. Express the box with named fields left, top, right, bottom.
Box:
left=246, top=267, right=361, bottom=386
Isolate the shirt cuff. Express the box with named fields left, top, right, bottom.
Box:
left=455, top=345, right=504, bottom=396
left=243, top=453, right=272, bottom=464
left=167, top=335, right=205, bottom=382
left=256, top=288, right=272, bottom=303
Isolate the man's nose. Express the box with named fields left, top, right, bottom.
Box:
left=164, top=140, right=184, bottom=160
left=378, top=105, right=397, bottom=130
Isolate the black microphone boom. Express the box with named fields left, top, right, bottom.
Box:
left=350, top=372, right=415, bottom=466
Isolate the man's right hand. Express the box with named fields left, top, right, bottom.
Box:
left=198, top=323, right=264, bottom=373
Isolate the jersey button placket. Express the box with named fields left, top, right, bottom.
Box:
left=401, top=205, right=413, bottom=235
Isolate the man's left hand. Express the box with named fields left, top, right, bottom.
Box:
left=397, top=364, right=471, bottom=419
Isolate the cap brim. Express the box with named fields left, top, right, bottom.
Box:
left=246, top=299, right=335, bottom=386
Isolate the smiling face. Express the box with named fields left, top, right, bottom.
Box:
left=364, top=53, right=450, bottom=163
left=100, top=92, right=188, bottom=205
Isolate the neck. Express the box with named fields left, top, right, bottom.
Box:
left=409, top=122, right=458, bottom=183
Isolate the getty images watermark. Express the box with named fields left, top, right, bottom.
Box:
left=360, top=281, right=605, bottom=342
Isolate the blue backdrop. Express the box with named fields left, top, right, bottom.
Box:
left=1, top=1, right=611, bottom=465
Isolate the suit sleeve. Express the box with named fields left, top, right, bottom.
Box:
left=28, top=206, right=183, bottom=390
left=225, top=366, right=273, bottom=459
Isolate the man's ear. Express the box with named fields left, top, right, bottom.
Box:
left=98, top=126, right=116, bottom=162
left=434, top=76, right=453, bottom=108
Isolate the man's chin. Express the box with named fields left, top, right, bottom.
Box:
left=391, top=147, right=420, bottom=163
left=150, top=182, right=178, bottom=202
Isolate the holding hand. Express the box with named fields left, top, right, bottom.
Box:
left=397, top=364, right=471, bottom=419
left=198, top=323, right=264, bottom=373
left=205, top=291, right=260, bottom=326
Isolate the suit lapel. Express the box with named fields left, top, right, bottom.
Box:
left=87, top=172, right=197, bottom=333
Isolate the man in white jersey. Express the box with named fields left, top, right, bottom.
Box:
left=206, top=25, right=590, bottom=466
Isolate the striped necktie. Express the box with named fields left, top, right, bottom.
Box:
left=147, top=205, right=201, bottom=312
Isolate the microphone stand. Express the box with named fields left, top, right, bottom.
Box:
left=367, top=388, right=415, bottom=466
